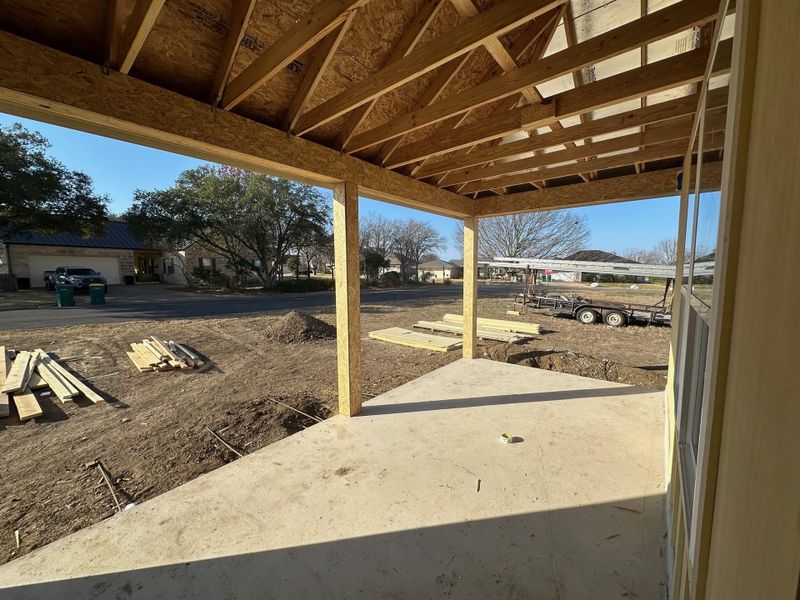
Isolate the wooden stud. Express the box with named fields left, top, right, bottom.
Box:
left=105, top=0, right=125, bottom=69
left=0, top=31, right=471, bottom=218
left=221, top=0, right=364, bottom=110
left=346, top=0, right=721, bottom=153
left=45, top=354, right=105, bottom=403
left=368, top=328, right=462, bottom=352
left=294, top=0, right=564, bottom=135
left=473, top=162, right=723, bottom=216
left=34, top=351, right=79, bottom=402
left=283, top=12, right=357, bottom=132
left=333, top=181, right=362, bottom=417
left=1, top=350, right=34, bottom=394
left=116, top=0, right=165, bottom=74
left=13, top=388, right=42, bottom=421
left=335, top=0, right=445, bottom=148
left=210, top=0, right=258, bottom=105
left=463, top=217, right=478, bottom=359
left=0, top=346, right=10, bottom=417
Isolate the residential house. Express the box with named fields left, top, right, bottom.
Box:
left=417, top=259, right=456, bottom=282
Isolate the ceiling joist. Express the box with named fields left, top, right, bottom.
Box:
left=211, top=0, right=258, bottom=106
left=293, top=0, right=565, bottom=136
left=346, top=0, right=720, bottom=154
left=113, top=0, right=165, bottom=75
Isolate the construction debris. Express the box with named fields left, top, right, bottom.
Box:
left=265, top=310, right=336, bottom=343
left=0, top=347, right=105, bottom=423
left=86, top=459, right=123, bottom=513
left=442, top=314, right=542, bottom=335
left=127, top=337, right=205, bottom=373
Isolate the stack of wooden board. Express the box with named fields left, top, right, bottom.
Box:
left=127, top=337, right=204, bottom=373
left=441, top=314, right=542, bottom=335
left=411, top=321, right=532, bottom=343
left=0, top=346, right=104, bottom=422
left=368, top=327, right=462, bottom=352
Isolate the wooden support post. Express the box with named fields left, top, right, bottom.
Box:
left=333, top=181, right=362, bottom=416
left=463, top=217, right=478, bottom=359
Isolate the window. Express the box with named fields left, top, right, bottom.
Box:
left=163, top=257, right=175, bottom=275
left=200, top=257, right=213, bottom=268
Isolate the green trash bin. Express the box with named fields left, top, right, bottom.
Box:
left=55, top=284, right=75, bottom=307
left=89, top=283, right=106, bottom=305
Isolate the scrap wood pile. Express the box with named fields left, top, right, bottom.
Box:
left=371, top=314, right=542, bottom=352
left=0, top=346, right=104, bottom=422
left=127, top=337, right=204, bottom=373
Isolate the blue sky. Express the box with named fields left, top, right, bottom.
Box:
left=1, top=112, right=681, bottom=259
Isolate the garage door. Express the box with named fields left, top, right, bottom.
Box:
left=27, top=255, right=122, bottom=287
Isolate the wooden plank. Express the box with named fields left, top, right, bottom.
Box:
left=335, top=0, right=445, bottom=148
left=221, top=0, right=364, bottom=110
left=333, top=181, right=362, bottom=417
left=383, top=102, right=557, bottom=168
left=27, top=372, right=49, bottom=390
left=13, top=388, right=42, bottom=421
left=412, top=321, right=529, bottom=343
left=293, top=0, right=563, bottom=135
left=0, top=346, right=10, bottom=418
left=45, top=355, right=105, bottom=403
left=170, top=341, right=204, bottom=367
left=463, top=217, right=478, bottom=359
left=443, top=314, right=541, bottom=335
left=116, top=0, right=165, bottom=74
left=0, top=31, right=471, bottom=219
left=460, top=132, right=725, bottom=193
left=282, top=12, right=357, bottom=132
left=416, top=87, right=729, bottom=179
left=1, top=350, right=34, bottom=394
left=368, top=328, right=462, bottom=352
left=34, top=351, right=79, bottom=402
left=474, top=162, right=724, bottom=216
left=210, top=0, right=258, bottom=105
left=150, top=337, right=182, bottom=363
left=127, top=351, right=154, bottom=373
left=345, top=0, right=720, bottom=152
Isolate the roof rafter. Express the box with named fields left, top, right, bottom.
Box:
left=221, top=0, right=366, bottom=111
left=346, top=0, right=720, bottom=154
left=335, top=0, right=446, bottom=149
left=461, top=130, right=726, bottom=193
left=210, top=0, right=258, bottom=106
left=283, top=10, right=359, bottom=132
left=293, top=0, right=565, bottom=136
left=384, top=37, right=731, bottom=169
left=417, top=86, right=729, bottom=178
left=114, top=0, right=166, bottom=74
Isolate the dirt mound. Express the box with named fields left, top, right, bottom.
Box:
left=487, top=344, right=667, bottom=389
left=265, top=310, right=336, bottom=343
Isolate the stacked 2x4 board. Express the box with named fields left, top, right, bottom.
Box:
left=127, top=337, right=204, bottom=373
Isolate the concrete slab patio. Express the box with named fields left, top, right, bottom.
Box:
left=0, top=359, right=667, bottom=599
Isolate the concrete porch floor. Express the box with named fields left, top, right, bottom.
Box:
left=0, top=359, right=667, bottom=599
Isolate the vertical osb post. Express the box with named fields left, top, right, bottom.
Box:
left=333, top=181, right=362, bottom=416
left=463, top=216, right=478, bottom=359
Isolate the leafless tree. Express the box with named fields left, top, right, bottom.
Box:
left=359, top=213, right=395, bottom=256
left=453, top=210, right=589, bottom=260
left=391, top=219, right=445, bottom=282
left=650, top=237, right=680, bottom=265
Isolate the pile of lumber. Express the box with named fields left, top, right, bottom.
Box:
left=442, top=314, right=542, bottom=335
left=411, top=321, right=532, bottom=343
left=0, top=346, right=103, bottom=422
left=127, top=337, right=204, bottom=372
left=368, top=328, right=463, bottom=352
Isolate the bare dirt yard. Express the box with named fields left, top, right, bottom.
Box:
left=0, top=284, right=670, bottom=564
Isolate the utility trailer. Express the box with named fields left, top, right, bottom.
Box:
left=521, top=282, right=672, bottom=327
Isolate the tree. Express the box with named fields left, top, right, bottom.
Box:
left=391, top=219, right=445, bottom=282
left=0, top=123, right=108, bottom=235
left=650, top=237, right=680, bottom=265
left=452, top=210, right=589, bottom=260
left=126, top=166, right=329, bottom=290
left=363, top=250, right=390, bottom=282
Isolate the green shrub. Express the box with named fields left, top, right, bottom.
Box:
left=379, top=271, right=402, bottom=285
left=191, top=267, right=230, bottom=289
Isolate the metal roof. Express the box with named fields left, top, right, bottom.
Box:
left=1, top=221, right=154, bottom=251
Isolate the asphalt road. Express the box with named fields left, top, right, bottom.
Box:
left=0, top=284, right=518, bottom=331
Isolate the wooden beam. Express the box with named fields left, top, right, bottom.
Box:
left=105, top=0, right=125, bottom=69
left=221, top=0, right=364, bottom=111
left=333, top=181, right=362, bottom=416
left=210, top=0, right=258, bottom=105
left=463, top=217, right=478, bottom=359
left=385, top=102, right=557, bottom=168
left=445, top=111, right=727, bottom=187
left=417, top=86, right=729, bottom=178
left=335, top=0, right=445, bottom=148
left=461, top=131, right=725, bottom=193
left=294, top=0, right=564, bottom=135
left=345, top=0, right=720, bottom=152
left=0, top=31, right=471, bottom=218
left=283, top=11, right=357, bottom=132
left=116, top=0, right=165, bottom=74
left=0, top=346, right=9, bottom=418
left=473, top=162, right=723, bottom=216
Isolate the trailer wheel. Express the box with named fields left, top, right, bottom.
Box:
left=604, top=310, right=627, bottom=327
left=576, top=308, right=599, bottom=324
